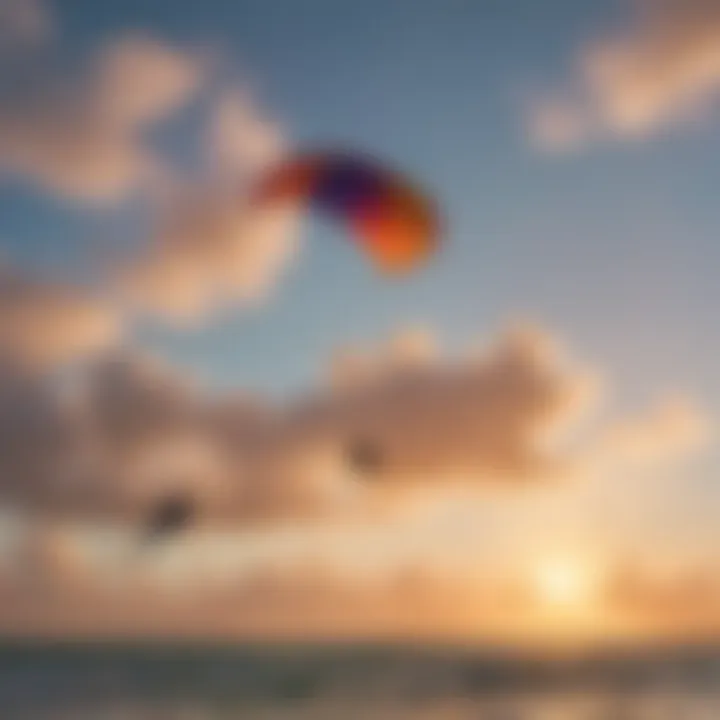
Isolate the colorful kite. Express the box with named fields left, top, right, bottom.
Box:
left=251, top=150, right=440, bottom=274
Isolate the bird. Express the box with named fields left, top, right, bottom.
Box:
left=143, top=491, right=195, bottom=543
left=346, top=438, right=384, bottom=477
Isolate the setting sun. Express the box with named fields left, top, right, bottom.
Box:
left=534, top=558, right=596, bottom=609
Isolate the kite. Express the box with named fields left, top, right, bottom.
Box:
left=251, top=150, right=440, bottom=274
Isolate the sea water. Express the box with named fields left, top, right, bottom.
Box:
left=1, top=642, right=719, bottom=719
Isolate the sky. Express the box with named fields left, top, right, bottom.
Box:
left=0, top=0, right=717, bottom=644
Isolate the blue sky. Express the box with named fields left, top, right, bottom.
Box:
left=0, top=0, right=714, bottom=412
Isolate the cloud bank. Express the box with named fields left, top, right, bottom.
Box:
left=2, top=541, right=720, bottom=643
left=0, top=324, right=708, bottom=531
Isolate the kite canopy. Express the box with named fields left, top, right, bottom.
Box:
left=250, top=151, right=440, bottom=273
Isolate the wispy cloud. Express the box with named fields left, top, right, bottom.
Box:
left=207, top=89, right=286, bottom=180
left=604, top=562, right=720, bottom=638
left=593, top=396, right=711, bottom=470
left=0, top=1, right=299, bottom=322
left=529, top=0, right=720, bottom=148
left=0, top=34, right=206, bottom=203
left=114, top=85, right=297, bottom=321
left=0, top=0, right=52, bottom=51
left=2, top=536, right=720, bottom=642
left=119, top=188, right=299, bottom=322
left=0, top=263, right=120, bottom=367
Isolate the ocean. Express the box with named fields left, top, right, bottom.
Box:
left=1, top=641, right=720, bottom=719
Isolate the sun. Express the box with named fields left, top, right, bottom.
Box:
left=534, top=557, right=595, bottom=609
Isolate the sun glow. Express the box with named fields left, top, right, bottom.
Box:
left=534, top=557, right=596, bottom=609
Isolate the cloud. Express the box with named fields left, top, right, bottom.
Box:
left=0, top=2, right=296, bottom=319
left=119, top=190, right=299, bottom=321
left=0, top=263, right=120, bottom=516
left=1, top=352, right=229, bottom=522
left=0, top=322, right=708, bottom=532
left=0, top=322, right=712, bottom=641
left=0, top=0, right=52, bottom=51
left=3, top=545, right=720, bottom=642
left=604, top=563, right=720, bottom=638
left=0, top=361, right=94, bottom=527
left=529, top=0, right=720, bottom=147
left=0, top=556, right=510, bottom=639
left=593, top=396, right=712, bottom=469
left=0, top=34, right=205, bottom=203
left=114, top=87, right=297, bottom=321
left=0, top=310, right=711, bottom=642
left=285, top=325, right=599, bottom=486
left=207, top=89, right=287, bottom=180
left=528, top=97, right=589, bottom=152
left=0, top=547, right=550, bottom=641
left=0, top=264, right=121, bottom=368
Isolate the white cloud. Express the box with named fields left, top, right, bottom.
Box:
left=119, top=190, right=299, bottom=321
left=207, top=89, right=287, bottom=179
left=0, top=264, right=121, bottom=368
left=529, top=0, right=720, bottom=147
left=117, top=88, right=296, bottom=322
left=595, top=396, right=712, bottom=469
left=0, top=5, right=297, bottom=320
left=0, top=34, right=205, bottom=203
left=286, top=325, right=599, bottom=487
